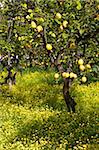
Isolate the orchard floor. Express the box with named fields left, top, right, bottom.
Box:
left=0, top=71, right=99, bottom=150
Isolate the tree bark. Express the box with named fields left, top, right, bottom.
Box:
left=63, top=78, right=76, bottom=112
left=56, top=57, right=76, bottom=112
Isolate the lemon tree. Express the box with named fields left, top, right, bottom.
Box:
left=0, top=0, right=98, bottom=112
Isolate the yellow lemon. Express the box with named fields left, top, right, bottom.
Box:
left=18, top=37, right=21, bottom=41
left=60, top=25, right=63, bottom=30
left=56, top=13, right=62, bottom=19
left=37, top=25, right=43, bottom=32
left=51, top=33, right=56, bottom=38
left=46, top=44, right=52, bottom=51
left=86, top=64, right=91, bottom=69
left=63, top=20, right=68, bottom=28
left=73, top=74, right=77, bottom=79
left=15, top=34, right=18, bottom=38
left=31, top=21, right=36, bottom=28
left=78, top=59, right=84, bottom=65
left=54, top=73, right=59, bottom=79
left=70, top=72, right=74, bottom=78
left=41, top=62, right=44, bottom=65
left=62, top=72, right=69, bottom=78
left=82, top=76, right=87, bottom=83
left=28, top=9, right=33, bottom=13
left=26, top=15, right=30, bottom=19
left=79, top=65, right=85, bottom=71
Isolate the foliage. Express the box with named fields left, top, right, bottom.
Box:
left=0, top=0, right=99, bottom=82
left=0, top=72, right=98, bottom=149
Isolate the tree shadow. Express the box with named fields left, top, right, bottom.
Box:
left=11, top=111, right=96, bottom=149
left=13, top=113, right=73, bottom=148
left=0, top=83, right=67, bottom=111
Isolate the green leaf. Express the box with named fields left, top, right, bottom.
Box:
left=62, top=33, right=68, bottom=39
left=76, top=3, right=82, bottom=10
left=79, top=29, right=85, bottom=35
left=55, top=19, right=61, bottom=25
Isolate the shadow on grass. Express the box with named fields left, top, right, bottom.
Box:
left=0, top=83, right=67, bottom=111
left=13, top=112, right=98, bottom=149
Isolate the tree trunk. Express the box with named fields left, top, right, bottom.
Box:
left=56, top=61, right=77, bottom=113
left=63, top=78, right=76, bottom=112
left=29, top=52, right=33, bottom=68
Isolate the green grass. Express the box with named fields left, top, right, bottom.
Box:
left=0, top=71, right=99, bottom=150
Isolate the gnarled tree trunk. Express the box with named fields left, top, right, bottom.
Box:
left=56, top=62, right=77, bottom=112
left=63, top=78, right=76, bottom=112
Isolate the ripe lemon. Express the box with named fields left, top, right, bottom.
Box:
left=56, top=13, right=62, bottom=19
left=46, top=44, right=52, bottom=51
left=81, top=76, right=87, bottom=83
left=70, top=72, right=74, bottom=78
left=26, top=15, right=30, bottom=20
left=60, top=25, right=63, bottom=30
left=63, top=20, right=68, bottom=28
left=37, top=25, right=43, bottom=32
left=41, top=62, right=44, bottom=65
left=51, top=33, right=56, bottom=38
left=78, top=59, right=84, bottom=65
left=28, top=9, right=33, bottom=13
left=15, top=34, right=18, bottom=38
left=18, top=37, right=21, bottom=41
left=54, top=73, right=59, bottom=79
left=79, top=65, right=85, bottom=71
left=86, top=64, right=91, bottom=69
left=31, top=21, right=36, bottom=28
left=62, top=72, right=69, bottom=78
left=73, top=74, right=77, bottom=79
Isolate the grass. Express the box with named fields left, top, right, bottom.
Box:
left=0, top=71, right=99, bottom=150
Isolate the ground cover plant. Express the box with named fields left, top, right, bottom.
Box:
left=0, top=71, right=99, bottom=150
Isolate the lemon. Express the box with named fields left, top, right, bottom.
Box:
left=18, top=37, right=21, bottom=41
left=86, top=64, right=91, bottom=69
left=79, top=65, right=85, bottom=71
left=60, top=25, right=63, bottom=30
left=56, top=13, right=62, bottom=19
left=26, top=15, right=30, bottom=20
left=62, top=72, right=69, bottom=78
left=73, top=74, right=77, bottom=79
left=31, top=21, right=36, bottom=28
left=54, top=73, right=59, bottom=79
left=46, top=44, right=52, bottom=51
left=28, top=9, right=33, bottom=13
left=51, top=33, right=56, bottom=38
left=70, top=72, right=74, bottom=78
left=63, top=20, right=68, bottom=28
left=37, top=25, right=43, bottom=32
left=78, top=59, right=84, bottom=65
left=82, top=76, right=87, bottom=83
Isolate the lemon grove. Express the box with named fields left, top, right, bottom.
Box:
left=0, top=0, right=99, bottom=112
